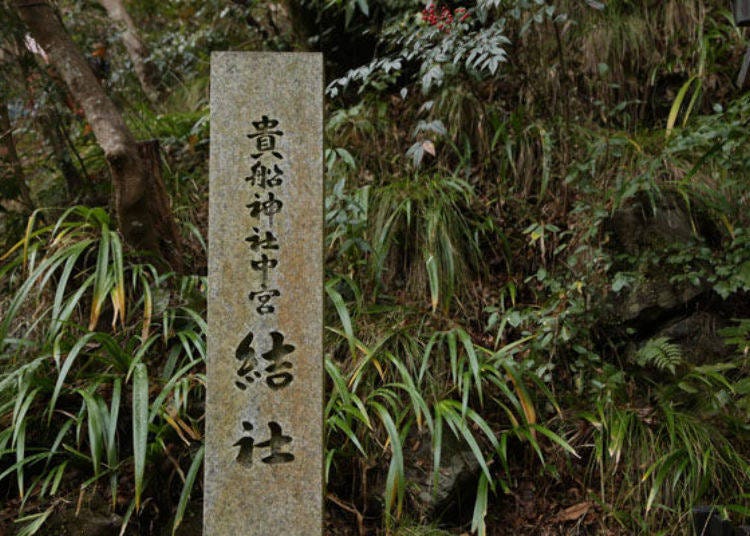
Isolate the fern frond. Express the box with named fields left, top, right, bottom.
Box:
left=636, top=337, right=684, bottom=375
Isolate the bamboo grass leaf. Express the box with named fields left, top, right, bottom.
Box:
left=89, top=224, right=111, bottom=330
left=438, top=400, right=492, bottom=481
left=141, top=276, right=153, bottom=341
left=15, top=505, right=55, bottom=536
left=148, top=359, right=201, bottom=425
left=78, top=389, right=104, bottom=476
left=471, top=472, right=490, bottom=536
left=372, top=401, right=404, bottom=521
left=457, top=328, right=482, bottom=402
left=172, top=445, right=204, bottom=535
left=49, top=239, right=93, bottom=340
left=326, top=280, right=357, bottom=359
left=110, top=231, right=126, bottom=329
left=49, top=332, right=98, bottom=423
left=425, top=254, right=439, bottom=312
left=666, top=76, right=698, bottom=138
left=107, top=378, right=122, bottom=507
left=388, top=354, right=433, bottom=433
left=528, top=424, right=578, bottom=458
left=132, top=362, right=149, bottom=510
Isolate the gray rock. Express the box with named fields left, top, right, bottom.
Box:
left=616, top=274, right=704, bottom=325
left=653, top=312, right=729, bottom=365
left=406, top=431, right=481, bottom=521
left=606, top=191, right=709, bottom=328
left=609, top=191, right=696, bottom=254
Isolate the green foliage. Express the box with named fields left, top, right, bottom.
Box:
left=0, top=208, right=205, bottom=532
left=301, top=0, right=372, bottom=29
left=327, top=3, right=512, bottom=98
left=581, top=398, right=750, bottom=533
left=319, top=1, right=750, bottom=531
left=635, top=337, right=684, bottom=375
left=573, top=315, right=750, bottom=532
left=325, top=276, right=575, bottom=531
left=369, top=173, right=484, bottom=311
left=4, top=0, right=750, bottom=534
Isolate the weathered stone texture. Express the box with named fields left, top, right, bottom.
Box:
left=206, top=52, right=323, bottom=535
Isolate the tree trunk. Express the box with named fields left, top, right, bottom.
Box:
left=12, top=33, right=86, bottom=197
left=0, top=100, right=33, bottom=210
left=279, top=0, right=314, bottom=50
left=136, top=139, right=183, bottom=271
left=97, top=0, right=160, bottom=102
left=13, top=0, right=179, bottom=267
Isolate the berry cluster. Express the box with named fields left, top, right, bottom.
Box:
left=421, top=4, right=470, bottom=33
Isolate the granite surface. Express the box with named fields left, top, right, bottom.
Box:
left=206, top=52, right=323, bottom=535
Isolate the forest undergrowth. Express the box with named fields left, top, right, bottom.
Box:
left=2, top=1, right=750, bottom=535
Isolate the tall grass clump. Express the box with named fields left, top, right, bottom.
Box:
left=368, top=173, right=487, bottom=313
left=324, top=275, right=577, bottom=534
left=0, top=207, right=205, bottom=534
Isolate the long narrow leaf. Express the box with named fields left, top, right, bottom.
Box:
left=172, top=445, right=204, bottom=535
left=89, top=224, right=110, bottom=330
left=78, top=389, right=104, bottom=476
left=49, top=332, right=98, bottom=423
left=107, top=378, right=122, bottom=507
left=372, top=401, right=404, bottom=521
left=471, top=472, right=490, bottom=536
left=110, top=231, right=126, bottom=329
left=132, top=363, right=149, bottom=509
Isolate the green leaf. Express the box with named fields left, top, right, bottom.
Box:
left=325, top=279, right=357, bottom=359
left=426, top=254, right=439, bottom=312
left=90, top=223, right=111, bottom=330
left=172, top=445, right=204, bottom=535
left=355, top=0, right=369, bottom=16
left=49, top=332, right=99, bottom=422
left=666, top=76, right=698, bottom=138
left=107, top=379, right=122, bottom=507
left=148, top=359, right=201, bottom=425
left=471, top=472, right=490, bottom=536
left=15, top=506, right=55, bottom=536
left=78, top=389, right=104, bottom=476
left=372, top=401, right=404, bottom=523
left=457, top=329, right=482, bottom=402
left=132, top=363, right=149, bottom=510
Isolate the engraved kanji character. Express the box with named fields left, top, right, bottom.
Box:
left=247, top=192, right=283, bottom=226
left=247, top=115, right=283, bottom=159
left=251, top=253, right=278, bottom=287
left=233, top=421, right=256, bottom=466
left=245, top=227, right=279, bottom=251
left=245, top=162, right=283, bottom=189
left=262, top=331, right=295, bottom=390
left=249, top=288, right=280, bottom=315
left=234, top=331, right=261, bottom=390
left=255, top=422, right=295, bottom=464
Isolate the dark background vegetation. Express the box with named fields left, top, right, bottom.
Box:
left=2, top=0, right=750, bottom=534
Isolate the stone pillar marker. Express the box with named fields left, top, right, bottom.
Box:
left=206, top=52, right=323, bottom=535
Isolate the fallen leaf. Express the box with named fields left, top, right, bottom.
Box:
left=422, top=140, right=436, bottom=156
left=555, top=501, right=592, bottom=522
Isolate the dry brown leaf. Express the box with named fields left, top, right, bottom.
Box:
left=555, top=501, right=592, bottom=522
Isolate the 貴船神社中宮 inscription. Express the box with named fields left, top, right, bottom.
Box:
left=205, top=52, right=323, bottom=535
